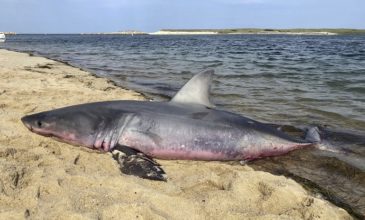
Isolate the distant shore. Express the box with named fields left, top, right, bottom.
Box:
left=81, top=30, right=148, bottom=35
left=150, top=28, right=365, bottom=35
left=150, top=30, right=219, bottom=35
left=150, top=28, right=365, bottom=36
left=77, top=28, right=365, bottom=36
left=4, top=28, right=365, bottom=36
left=0, top=32, right=16, bottom=35
left=150, top=30, right=337, bottom=36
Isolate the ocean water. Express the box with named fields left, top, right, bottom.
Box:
left=1, top=34, right=364, bottom=216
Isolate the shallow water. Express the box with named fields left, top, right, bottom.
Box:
left=1, top=34, right=364, bottom=216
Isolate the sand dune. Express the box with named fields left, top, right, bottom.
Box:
left=0, top=49, right=351, bottom=219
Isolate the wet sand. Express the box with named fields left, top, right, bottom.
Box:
left=0, top=49, right=352, bottom=219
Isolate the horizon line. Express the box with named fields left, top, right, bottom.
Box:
left=3, top=27, right=365, bottom=35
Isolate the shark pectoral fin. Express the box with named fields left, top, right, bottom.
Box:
left=111, top=145, right=167, bottom=181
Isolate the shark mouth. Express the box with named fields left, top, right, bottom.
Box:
left=24, top=124, right=84, bottom=147
left=24, top=124, right=53, bottom=137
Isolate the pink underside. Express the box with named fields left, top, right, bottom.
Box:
left=242, top=143, right=312, bottom=161
left=93, top=139, right=111, bottom=151
left=120, top=136, right=228, bottom=160
left=120, top=134, right=313, bottom=161
left=130, top=143, right=313, bottom=161
left=148, top=149, right=230, bottom=160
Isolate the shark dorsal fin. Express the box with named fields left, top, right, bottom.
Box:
left=170, top=69, right=215, bottom=108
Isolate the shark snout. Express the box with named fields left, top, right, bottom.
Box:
left=21, top=116, right=33, bottom=131
left=21, top=114, right=53, bottom=137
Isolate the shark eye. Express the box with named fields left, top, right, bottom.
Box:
left=37, top=121, right=42, bottom=128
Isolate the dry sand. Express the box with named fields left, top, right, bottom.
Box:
left=0, top=49, right=352, bottom=219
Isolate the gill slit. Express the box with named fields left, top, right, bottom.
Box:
left=93, top=114, right=135, bottom=151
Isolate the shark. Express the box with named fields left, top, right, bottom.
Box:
left=21, top=70, right=319, bottom=181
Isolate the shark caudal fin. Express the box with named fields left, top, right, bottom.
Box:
left=305, top=127, right=341, bottom=153
left=304, top=126, right=321, bottom=143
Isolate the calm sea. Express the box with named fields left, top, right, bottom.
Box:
left=1, top=34, right=364, bottom=216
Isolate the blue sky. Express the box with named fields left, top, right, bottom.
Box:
left=0, top=0, right=364, bottom=33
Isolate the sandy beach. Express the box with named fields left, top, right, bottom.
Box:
left=0, top=49, right=352, bottom=219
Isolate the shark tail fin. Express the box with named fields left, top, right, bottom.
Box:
left=304, top=127, right=354, bottom=154
left=305, top=126, right=321, bottom=143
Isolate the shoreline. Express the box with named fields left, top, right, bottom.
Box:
left=0, top=49, right=352, bottom=219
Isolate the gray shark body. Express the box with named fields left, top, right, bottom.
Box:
left=21, top=70, right=317, bottom=180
